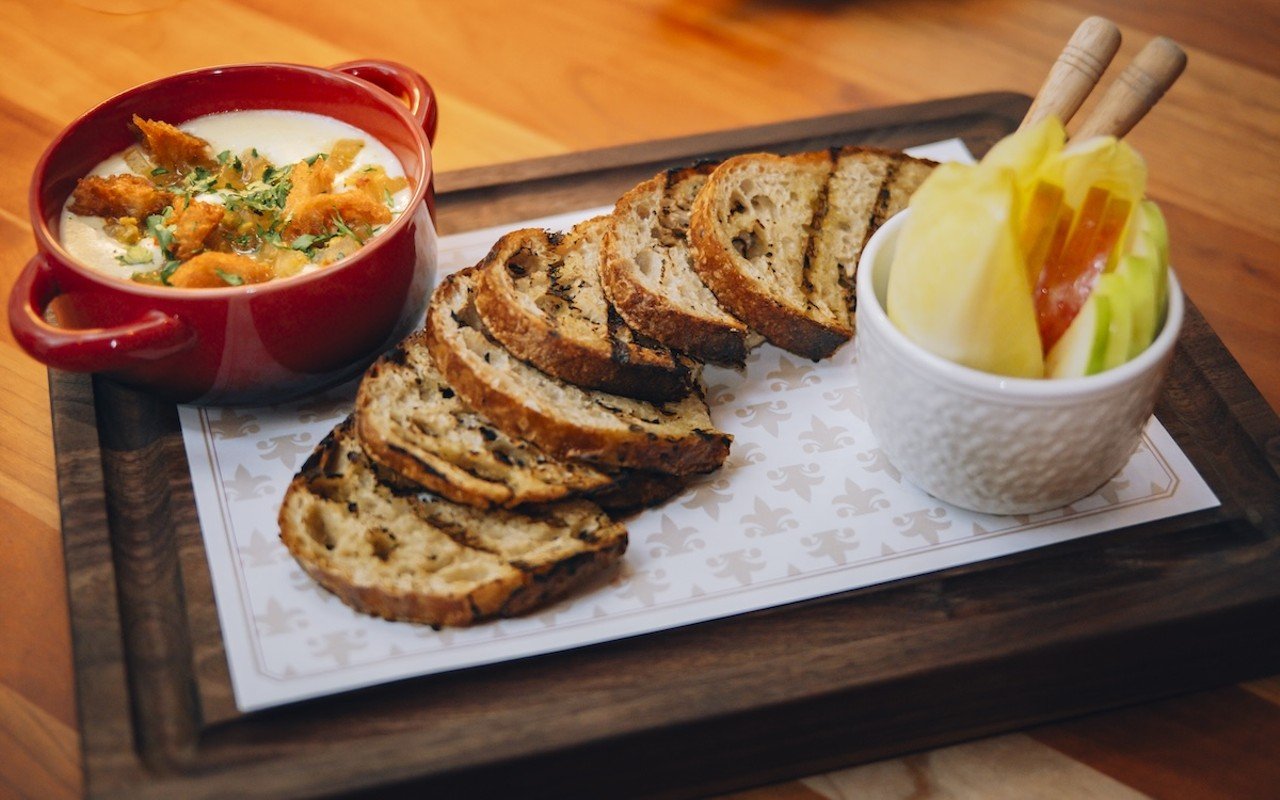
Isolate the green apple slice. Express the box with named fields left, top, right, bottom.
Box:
left=1125, top=200, right=1170, bottom=323
left=1046, top=287, right=1111, bottom=378
left=1096, top=273, right=1133, bottom=371
left=1115, top=252, right=1159, bottom=358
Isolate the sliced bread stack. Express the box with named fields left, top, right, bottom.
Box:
left=474, top=217, right=695, bottom=401
left=280, top=143, right=937, bottom=627
left=283, top=214, right=733, bottom=626
left=689, top=146, right=936, bottom=359
left=279, top=419, right=629, bottom=627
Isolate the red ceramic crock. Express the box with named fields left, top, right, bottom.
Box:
left=8, top=60, right=438, bottom=405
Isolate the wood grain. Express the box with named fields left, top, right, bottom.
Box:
left=0, top=1, right=1276, bottom=798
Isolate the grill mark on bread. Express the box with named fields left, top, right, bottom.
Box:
left=867, top=158, right=902, bottom=248
left=279, top=420, right=630, bottom=627
left=606, top=306, right=634, bottom=366
left=603, top=163, right=749, bottom=364
left=689, top=147, right=936, bottom=360
left=354, top=328, right=623, bottom=509
left=800, top=157, right=836, bottom=311
left=477, top=221, right=693, bottom=400
left=428, top=268, right=730, bottom=474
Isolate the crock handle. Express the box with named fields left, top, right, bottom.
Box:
left=7, top=254, right=195, bottom=373
left=330, top=59, right=438, bottom=144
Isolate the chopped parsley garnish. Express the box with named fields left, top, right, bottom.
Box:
left=216, top=149, right=232, bottom=165
left=289, top=230, right=341, bottom=256
left=224, top=172, right=293, bottom=214
left=331, top=212, right=365, bottom=244
left=259, top=226, right=286, bottom=248
left=145, top=209, right=176, bottom=256
left=180, top=165, right=218, bottom=196
left=159, top=259, right=182, bottom=285
left=150, top=167, right=169, bottom=177
left=304, top=153, right=326, bottom=166
left=215, top=269, right=245, bottom=286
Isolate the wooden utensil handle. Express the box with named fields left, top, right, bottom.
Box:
left=1074, top=37, right=1188, bottom=139
left=1021, top=17, right=1122, bottom=130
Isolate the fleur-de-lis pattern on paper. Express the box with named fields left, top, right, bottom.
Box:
left=256, top=433, right=314, bottom=471
left=800, top=416, right=855, bottom=453
left=734, top=400, right=791, bottom=437
left=801, top=528, right=861, bottom=565
left=767, top=463, right=823, bottom=502
left=893, top=508, right=952, bottom=546
left=725, top=442, right=766, bottom=470
left=308, top=631, right=368, bottom=667
left=821, top=385, right=864, bottom=418
left=225, top=464, right=274, bottom=501
left=705, top=382, right=736, bottom=406
left=240, top=529, right=287, bottom=567
left=857, top=447, right=903, bottom=483
left=741, top=497, right=799, bottom=538
left=176, top=181, right=1216, bottom=712
left=766, top=355, right=821, bottom=391
left=613, top=567, right=671, bottom=606
left=834, top=479, right=890, bottom=516
left=257, top=597, right=308, bottom=636
left=646, top=514, right=706, bottom=557
left=679, top=477, right=734, bottom=521
left=706, top=548, right=766, bottom=585
left=208, top=408, right=261, bottom=439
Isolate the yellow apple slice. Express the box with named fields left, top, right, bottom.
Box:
left=887, top=163, right=1044, bottom=378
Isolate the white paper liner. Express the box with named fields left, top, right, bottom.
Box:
left=178, top=140, right=1219, bottom=711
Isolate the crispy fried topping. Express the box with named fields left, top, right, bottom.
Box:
left=133, top=115, right=216, bottom=172
left=68, top=173, right=173, bottom=219
left=284, top=158, right=336, bottom=218
left=169, top=197, right=226, bottom=260
left=284, top=190, right=392, bottom=238
left=167, top=251, right=272, bottom=288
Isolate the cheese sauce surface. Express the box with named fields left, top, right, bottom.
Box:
left=60, top=110, right=411, bottom=285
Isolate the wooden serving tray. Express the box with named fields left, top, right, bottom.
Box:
left=51, top=92, right=1280, bottom=799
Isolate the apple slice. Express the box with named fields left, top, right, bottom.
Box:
left=1125, top=200, right=1171, bottom=323
left=1096, top=273, right=1134, bottom=371
left=886, top=163, right=1044, bottom=378
left=1045, top=285, right=1111, bottom=378
left=1115, top=252, right=1159, bottom=358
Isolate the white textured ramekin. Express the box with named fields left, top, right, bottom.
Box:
left=854, top=210, right=1184, bottom=515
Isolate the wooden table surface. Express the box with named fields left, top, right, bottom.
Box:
left=1, top=1, right=1276, bottom=798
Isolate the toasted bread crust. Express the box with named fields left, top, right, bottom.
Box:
left=354, top=330, right=616, bottom=509
left=689, top=150, right=849, bottom=360
left=278, top=420, right=628, bottom=627
left=689, top=147, right=936, bottom=360
left=475, top=221, right=693, bottom=401
left=602, top=165, right=749, bottom=365
left=426, top=269, right=731, bottom=475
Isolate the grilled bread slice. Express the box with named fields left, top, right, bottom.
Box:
left=426, top=267, right=731, bottom=475
left=355, top=329, right=686, bottom=512
left=602, top=163, right=750, bottom=365
left=355, top=329, right=613, bottom=508
left=474, top=217, right=694, bottom=401
left=278, top=418, right=628, bottom=627
left=689, top=146, right=936, bottom=360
